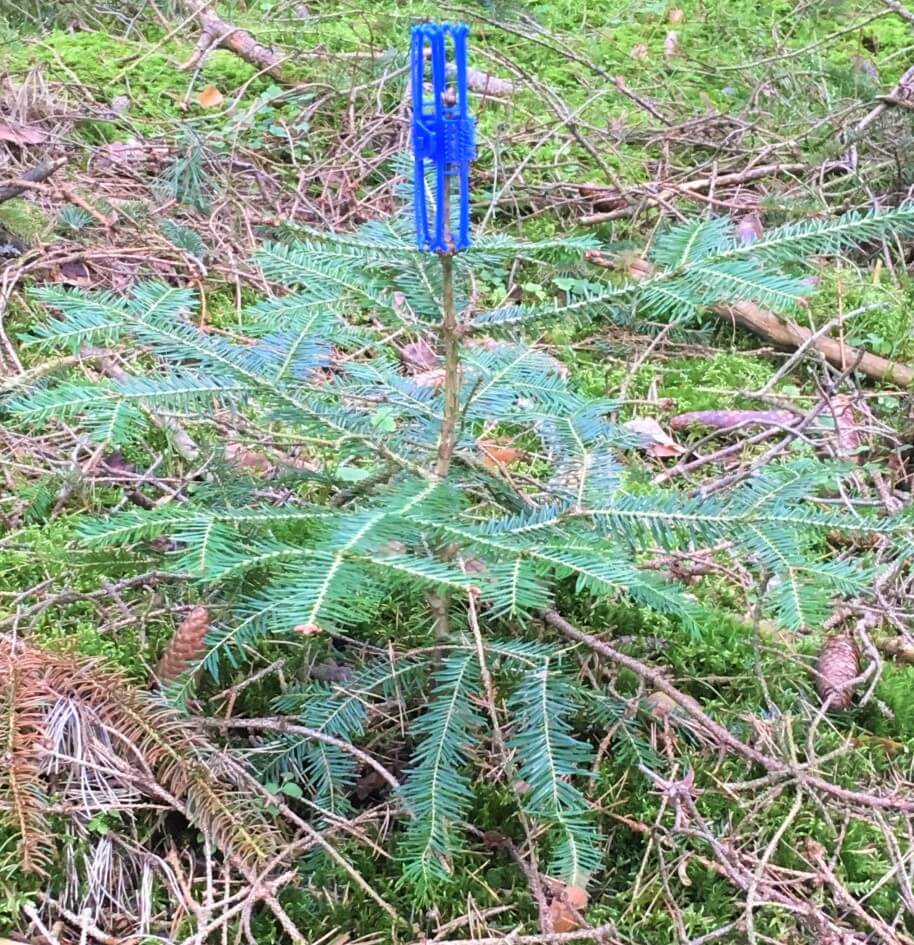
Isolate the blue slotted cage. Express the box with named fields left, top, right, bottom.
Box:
left=410, top=22, right=476, bottom=253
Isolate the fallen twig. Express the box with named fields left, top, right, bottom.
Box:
left=11, top=177, right=113, bottom=228
left=0, top=157, right=68, bottom=203
left=580, top=163, right=805, bottom=224
left=614, top=255, right=914, bottom=387
left=181, top=6, right=287, bottom=78
left=544, top=610, right=914, bottom=813
left=856, top=62, right=914, bottom=132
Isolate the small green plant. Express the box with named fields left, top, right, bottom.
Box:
left=5, top=194, right=914, bottom=898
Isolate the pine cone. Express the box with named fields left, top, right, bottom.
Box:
left=815, top=634, right=859, bottom=710
left=154, top=606, right=210, bottom=684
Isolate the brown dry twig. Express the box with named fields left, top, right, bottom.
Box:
left=0, top=157, right=67, bottom=203
left=611, top=254, right=914, bottom=388
left=544, top=609, right=914, bottom=813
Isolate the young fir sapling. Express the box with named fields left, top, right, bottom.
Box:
left=4, top=19, right=914, bottom=900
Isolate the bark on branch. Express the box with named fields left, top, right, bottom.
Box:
left=611, top=255, right=914, bottom=388
left=181, top=6, right=286, bottom=79
left=0, top=157, right=67, bottom=204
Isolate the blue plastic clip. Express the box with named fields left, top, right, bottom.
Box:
left=410, top=22, right=476, bottom=253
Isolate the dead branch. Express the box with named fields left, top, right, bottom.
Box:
left=856, top=62, right=914, bottom=132
left=720, top=297, right=913, bottom=387
left=10, top=177, right=113, bottom=228
left=580, top=163, right=805, bottom=224
left=0, top=158, right=67, bottom=204
left=181, top=7, right=286, bottom=79
left=544, top=609, right=914, bottom=813
left=614, top=255, right=914, bottom=387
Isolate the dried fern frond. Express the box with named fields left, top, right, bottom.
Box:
left=154, top=606, right=209, bottom=684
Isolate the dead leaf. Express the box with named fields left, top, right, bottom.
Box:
left=225, top=442, right=272, bottom=475
left=56, top=259, right=91, bottom=286
left=354, top=769, right=388, bottom=800
left=735, top=212, right=764, bottom=244
left=98, top=137, right=168, bottom=169
left=312, top=661, right=351, bottom=682
left=830, top=394, right=863, bottom=457
left=626, top=257, right=653, bottom=281
left=0, top=121, right=47, bottom=146
left=630, top=43, right=649, bottom=61
left=196, top=84, right=224, bottom=108
left=645, top=690, right=679, bottom=719
left=293, top=623, right=321, bottom=636
left=412, top=367, right=445, bottom=389
left=548, top=885, right=589, bottom=933
left=624, top=418, right=684, bottom=458
left=399, top=339, right=438, bottom=373
left=477, top=438, right=525, bottom=468
left=482, top=830, right=509, bottom=849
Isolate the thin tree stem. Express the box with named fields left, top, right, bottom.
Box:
left=435, top=250, right=460, bottom=479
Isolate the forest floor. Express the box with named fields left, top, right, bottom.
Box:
left=2, top=1, right=914, bottom=943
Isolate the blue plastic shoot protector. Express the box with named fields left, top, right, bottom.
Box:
left=410, top=22, right=476, bottom=253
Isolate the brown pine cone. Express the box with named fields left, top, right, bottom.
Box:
left=815, top=634, right=859, bottom=711
left=154, top=606, right=210, bottom=684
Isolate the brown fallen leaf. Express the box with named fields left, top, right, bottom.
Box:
left=830, top=394, right=863, bottom=457
left=399, top=339, right=438, bottom=373
left=482, top=830, right=509, bottom=849
left=354, top=769, right=389, bottom=800
left=0, top=121, right=47, bottom=146
left=312, top=661, right=351, bottom=682
left=56, top=259, right=91, bottom=286
left=645, top=690, right=680, bottom=720
left=736, top=212, right=764, bottom=244
left=225, top=442, right=272, bottom=476
left=477, top=438, right=525, bottom=468
left=293, top=622, right=322, bottom=636
left=412, top=367, right=446, bottom=389
left=196, top=84, right=224, bottom=108
left=623, top=417, right=684, bottom=458
left=548, top=884, right=589, bottom=933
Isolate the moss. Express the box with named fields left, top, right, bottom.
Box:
left=0, top=199, right=51, bottom=243
left=807, top=264, right=914, bottom=360
left=9, top=30, right=267, bottom=131
left=563, top=348, right=777, bottom=415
